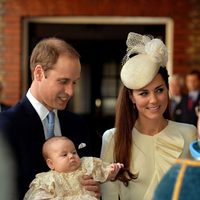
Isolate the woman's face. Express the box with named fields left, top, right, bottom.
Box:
left=130, top=74, right=169, bottom=120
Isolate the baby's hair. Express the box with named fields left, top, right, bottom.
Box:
left=42, top=136, right=70, bottom=160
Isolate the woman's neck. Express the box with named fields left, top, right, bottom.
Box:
left=135, top=118, right=168, bottom=136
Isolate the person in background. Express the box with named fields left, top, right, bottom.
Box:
left=24, top=136, right=123, bottom=200
left=100, top=32, right=197, bottom=200
left=169, top=74, right=185, bottom=122
left=177, top=69, right=200, bottom=125
left=0, top=37, right=100, bottom=199
left=153, top=159, right=200, bottom=200
left=0, top=79, right=10, bottom=112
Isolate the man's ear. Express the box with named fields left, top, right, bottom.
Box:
left=34, top=65, right=44, bottom=81
left=46, top=159, right=54, bottom=170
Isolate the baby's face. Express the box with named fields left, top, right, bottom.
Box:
left=48, top=139, right=81, bottom=173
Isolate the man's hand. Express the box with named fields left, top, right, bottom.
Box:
left=80, top=175, right=101, bottom=199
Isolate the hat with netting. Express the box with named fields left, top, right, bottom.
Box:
left=120, top=32, right=168, bottom=89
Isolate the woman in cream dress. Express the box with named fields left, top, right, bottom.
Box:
left=100, top=32, right=197, bottom=200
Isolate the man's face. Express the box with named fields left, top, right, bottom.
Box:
left=169, top=79, right=182, bottom=96
left=186, top=74, right=200, bottom=92
left=37, top=54, right=81, bottom=110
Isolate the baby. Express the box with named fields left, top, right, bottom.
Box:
left=24, top=136, right=123, bottom=200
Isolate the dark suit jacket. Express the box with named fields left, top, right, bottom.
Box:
left=0, top=103, right=11, bottom=112
left=173, top=91, right=200, bottom=125
left=0, top=96, right=94, bottom=199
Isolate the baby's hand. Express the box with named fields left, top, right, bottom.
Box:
left=108, top=163, right=124, bottom=180
left=110, top=163, right=124, bottom=173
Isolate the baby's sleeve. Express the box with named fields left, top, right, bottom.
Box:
left=82, top=157, right=110, bottom=183
left=23, top=172, right=55, bottom=200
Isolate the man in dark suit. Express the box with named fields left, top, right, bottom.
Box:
left=169, top=74, right=185, bottom=122
left=175, top=69, right=200, bottom=125
left=0, top=38, right=100, bottom=199
left=0, top=102, right=10, bottom=112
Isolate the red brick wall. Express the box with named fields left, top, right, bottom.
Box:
left=0, top=0, right=198, bottom=105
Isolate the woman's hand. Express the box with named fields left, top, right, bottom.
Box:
left=80, top=175, right=101, bottom=199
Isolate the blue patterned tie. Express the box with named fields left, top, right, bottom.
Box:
left=47, top=111, right=55, bottom=138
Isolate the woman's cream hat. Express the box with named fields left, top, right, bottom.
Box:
left=120, top=32, right=168, bottom=89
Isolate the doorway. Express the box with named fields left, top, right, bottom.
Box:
left=22, top=16, right=173, bottom=155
